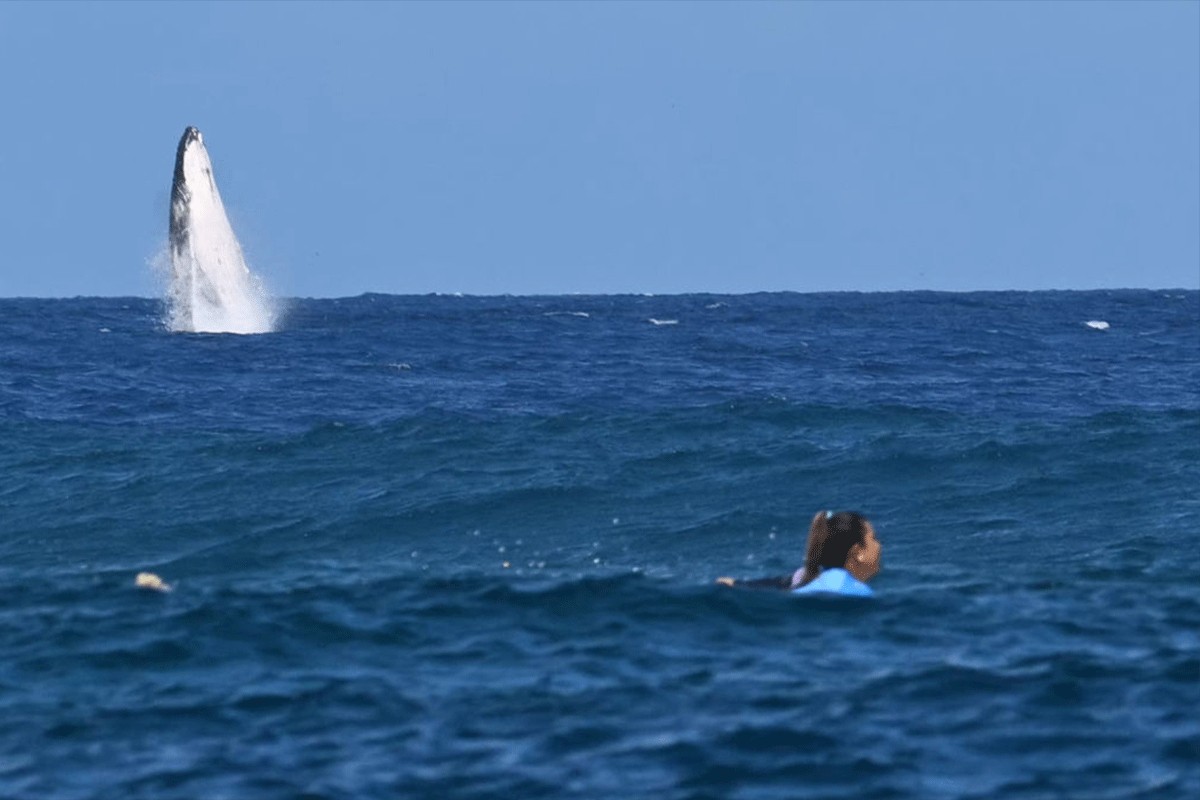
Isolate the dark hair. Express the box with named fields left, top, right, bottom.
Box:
left=795, top=511, right=870, bottom=587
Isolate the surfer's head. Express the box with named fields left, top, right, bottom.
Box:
left=796, top=510, right=881, bottom=587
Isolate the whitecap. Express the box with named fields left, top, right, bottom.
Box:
left=1085, top=320, right=1110, bottom=331
left=649, top=318, right=678, bottom=326
left=543, top=311, right=590, bottom=318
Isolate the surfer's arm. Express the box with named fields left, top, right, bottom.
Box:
left=715, top=575, right=793, bottom=590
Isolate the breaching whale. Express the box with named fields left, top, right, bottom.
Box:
left=167, top=126, right=274, bottom=333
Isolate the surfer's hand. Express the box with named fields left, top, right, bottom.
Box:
left=715, top=577, right=735, bottom=587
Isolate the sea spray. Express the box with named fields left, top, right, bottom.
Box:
left=166, top=127, right=276, bottom=334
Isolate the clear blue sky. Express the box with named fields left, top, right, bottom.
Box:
left=1, top=1, right=1196, bottom=297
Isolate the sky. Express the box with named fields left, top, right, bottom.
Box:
left=0, top=1, right=1196, bottom=298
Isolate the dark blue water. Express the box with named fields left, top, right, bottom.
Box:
left=2, top=291, right=1197, bottom=799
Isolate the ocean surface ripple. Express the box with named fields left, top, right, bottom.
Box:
left=1, top=291, right=1197, bottom=799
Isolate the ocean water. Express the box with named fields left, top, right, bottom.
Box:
left=1, top=290, right=1197, bottom=799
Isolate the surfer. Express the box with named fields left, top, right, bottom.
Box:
left=716, top=510, right=882, bottom=596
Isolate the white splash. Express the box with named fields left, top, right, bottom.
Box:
left=167, top=127, right=275, bottom=334
left=1085, top=320, right=1110, bottom=331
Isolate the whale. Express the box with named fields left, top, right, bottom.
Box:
left=167, top=126, right=273, bottom=333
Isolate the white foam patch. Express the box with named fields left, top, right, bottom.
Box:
left=543, top=311, right=590, bottom=318
left=1085, top=320, right=1110, bottom=331
left=648, top=318, right=678, bottom=326
left=168, top=133, right=275, bottom=334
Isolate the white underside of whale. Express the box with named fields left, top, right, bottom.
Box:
left=169, top=131, right=274, bottom=334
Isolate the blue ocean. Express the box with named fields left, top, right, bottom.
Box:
left=2, top=290, right=1197, bottom=799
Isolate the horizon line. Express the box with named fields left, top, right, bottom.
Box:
left=1, top=287, right=1196, bottom=301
